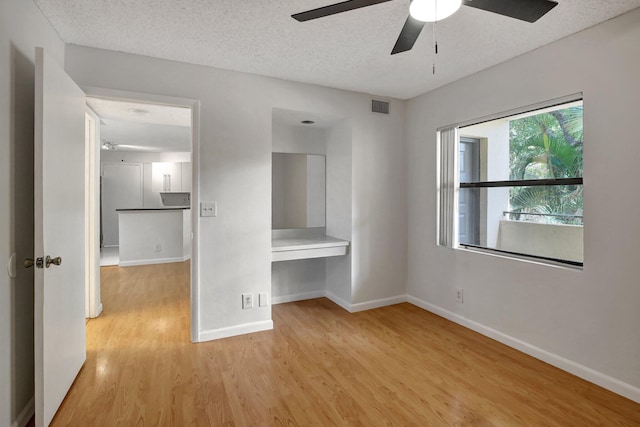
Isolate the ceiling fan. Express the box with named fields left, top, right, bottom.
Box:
left=292, top=0, right=559, bottom=55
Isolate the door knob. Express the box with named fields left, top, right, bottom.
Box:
left=45, top=255, right=62, bottom=268
left=24, top=257, right=44, bottom=269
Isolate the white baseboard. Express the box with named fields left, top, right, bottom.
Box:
left=87, top=302, right=103, bottom=319
left=407, top=295, right=640, bottom=403
left=350, top=294, right=407, bottom=312
left=324, top=291, right=354, bottom=312
left=12, top=396, right=34, bottom=427
left=274, top=291, right=408, bottom=314
left=198, top=320, right=273, bottom=342
left=119, top=257, right=184, bottom=267
left=197, top=293, right=406, bottom=342
left=272, top=291, right=325, bottom=305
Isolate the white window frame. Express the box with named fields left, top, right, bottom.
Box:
left=437, top=93, right=584, bottom=267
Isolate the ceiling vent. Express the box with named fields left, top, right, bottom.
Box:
left=371, top=99, right=390, bottom=115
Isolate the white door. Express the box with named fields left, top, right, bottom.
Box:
left=33, top=47, right=86, bottom=427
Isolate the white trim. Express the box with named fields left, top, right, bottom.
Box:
left=198, top=293, right=408, bottom=341
left=95, top=303, right=103, bottom=317
left=85, top=107, right=101, bottom=319
left=12, top=396, right=34, bottom=427
left=273, top=291, right=408, bottom=313
left=81, top=86, right=201, bottom=344
left=407, top=295, right=640, bottom=403
left=118, top=257, right=185, bottom=267
left=198, top=320, right=273, bottom=342
left=437, top=92, right=584, bottom=132
left=272, top=291, right=325, bottom=305
left=350, top=294, right=407, bottom=312
left=324, top=291, right=353, bottom=312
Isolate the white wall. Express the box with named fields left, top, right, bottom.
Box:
left=119, top=210, right=190, bottom=266
left=406, top=8, right=640, bottom=401
left=0, top=0, right=65, bottom=425
left=101, top=162, right=143, bottom=246
left=351, top=106, right=407, bottom=305
left=306, top=155, right=326, bottom=227
left=325, top=121, right=353, bottom=305
left=272, top=122, right=327, bottom=155
left=271, top=259, right=326, bottom=301
left=65, top=45, right=407, bottom=338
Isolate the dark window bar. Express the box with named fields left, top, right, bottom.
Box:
left=460, top=177, right=583, bottom=188
left=460, top=243, right=583, bottom=267
left=502, top=211, right=583, bottom=220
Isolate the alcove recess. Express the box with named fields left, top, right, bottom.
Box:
left=271, top=108, right=352, bottom=305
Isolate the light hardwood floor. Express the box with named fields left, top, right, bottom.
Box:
left=51, top=262, right=640, bottom=426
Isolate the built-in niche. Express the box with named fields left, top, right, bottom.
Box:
left=271, top=108, right=352, bottom=305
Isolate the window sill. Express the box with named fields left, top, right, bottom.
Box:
left=456, top=245, right=584, bottom=271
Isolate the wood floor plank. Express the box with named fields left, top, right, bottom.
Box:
left=50, top=262, right=640, bottom=426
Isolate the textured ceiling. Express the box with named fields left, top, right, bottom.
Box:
left=88, top=98, right=191, bottom=152
left=36, top=0, right=640, bottom=100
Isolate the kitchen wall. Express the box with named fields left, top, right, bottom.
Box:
left=0, top=0, right=66, bottom=425
left=101, top=150, right=190, bottom=209
left=66, top=45, right=407, bottom=340
left=406, top=8, right=640, bottom=401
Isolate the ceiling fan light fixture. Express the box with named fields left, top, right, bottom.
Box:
left=101, top=140, right=117, bottom=151
left=409, top=0, right=462, bottom=22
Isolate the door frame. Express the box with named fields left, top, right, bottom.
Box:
left=83, top=86, right=201, bottom=342
left=459, top=137, right=481, bottom=245
left=85, top=107, right=102, bottom=318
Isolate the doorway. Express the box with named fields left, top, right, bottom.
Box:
left=84, top=95, right=197, bottom=327
left=459, top=137, right=481, bottom=245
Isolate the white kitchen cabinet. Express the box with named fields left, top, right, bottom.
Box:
left=181, top=162, right=192, bottom=191
left=152, top=162, right=184, bottom=192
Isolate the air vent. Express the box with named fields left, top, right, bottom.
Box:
left=371, top=99, right=390, bottom=114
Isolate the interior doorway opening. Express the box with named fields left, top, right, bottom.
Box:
left=84, top=95, right=196, bottom=327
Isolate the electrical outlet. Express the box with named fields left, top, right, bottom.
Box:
left=259, top=292, right=269, bottom=307
left=200, top=202, right=217, bottom=217
left=155, top=244, right=162, bottom=252
left=456, top=288, right=464, bottom=303
left=242, top=293, right=253, bottom=309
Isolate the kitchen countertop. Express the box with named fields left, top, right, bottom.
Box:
left=116, top=207, right=190, bottom=211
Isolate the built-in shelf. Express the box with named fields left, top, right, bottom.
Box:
left=271, top=228, right=349, bottom=262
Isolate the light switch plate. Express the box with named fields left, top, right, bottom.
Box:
left=242, top=293, right=253, bottom=309
left=259, top=292, right=269, bottom=307
left=200, top=202, right=217, bottom=217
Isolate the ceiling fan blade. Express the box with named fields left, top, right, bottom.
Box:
left=463, top=0, right=558, bottom=23
left=292, top=0, right=392, bottom=22
left=391, top=15, right=426, bottom=55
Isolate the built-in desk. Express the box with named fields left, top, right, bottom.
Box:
left=271, top=228, right=349, bottom=262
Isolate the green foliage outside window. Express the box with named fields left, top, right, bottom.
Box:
left=508, top=105, right=583, bottom=224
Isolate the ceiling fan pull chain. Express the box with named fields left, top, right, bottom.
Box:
left=433, top=0, right=438, bottom=74
left=433, top=10, right=437, bottom=74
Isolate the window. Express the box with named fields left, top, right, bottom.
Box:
left=438, top=97, right=583, bottom=266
